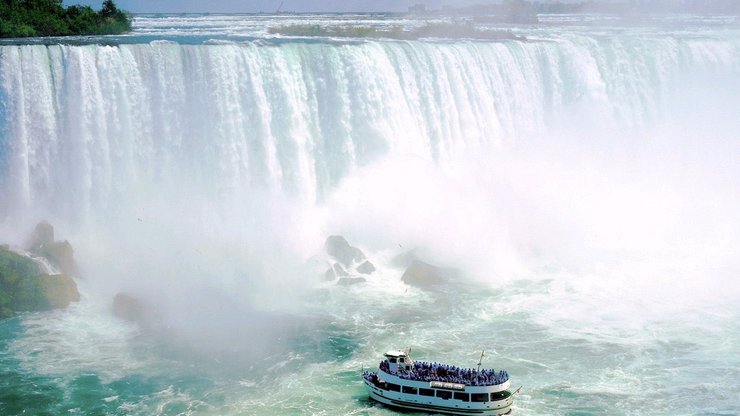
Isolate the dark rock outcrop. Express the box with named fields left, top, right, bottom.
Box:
left=37, top=240, right=78, bottom=276
left=391, top=250, right=419, bottom=269
left=357, top=260, right=376, bottom=275
left=28, top=220, right=55, bottom=250
left=322, top=236, right=377, bottom=284
left=27, top=221, right=79, bottom=276
left=325, top=235, right=366, bottom=266
left=112, top=293, right=163, bottom=328
left=401, top=260, right=457, bottom=288
left=112, top=293, right=147, bottom=322
left=324, top=262, right=349, bottom=281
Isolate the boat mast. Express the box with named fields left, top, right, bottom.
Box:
left=477, top=350, right=484, bottom=381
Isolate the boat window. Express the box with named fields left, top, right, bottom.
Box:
left=454, top=392, right=470, bottom=402
left=436, top=390, right=452, bottom=400
left=389, top=358, right=397, bottom=363
left=419, top=388, right=434, bottom=397
left=399, top=357, right=405, bottom=363
left=402, top=386, right=418, bottom=394
left=387, top=383, right=401, bottom=392
left=471, top=393, right=488, bottom=402
left=490, top=391, right=512, bottom=401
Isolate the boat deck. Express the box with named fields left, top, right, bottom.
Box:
left=376, top=359, right=509, bottom=387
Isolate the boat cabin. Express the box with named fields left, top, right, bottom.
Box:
left=384, top=350, right=415, bottom=373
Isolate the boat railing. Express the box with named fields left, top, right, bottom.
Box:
left=377, top=359, right=509, bottom=386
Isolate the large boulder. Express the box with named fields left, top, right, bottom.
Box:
left=112, top=293, right=147, bottom=322
left=112, top=293, right=163, bottom=328
left=324, top=262, right=349, bottom=281
left=401, top=260, right=457, bottom=288
left=27, top=221, right=78, bottom=276
left=322, top=236, right=376, bottom=284
left=37, top=240, right=78, bottom=276
left=357, top=260, right=376, bottom=275
left=325, top=235, right=366, bottom=266
left=28, top=221, right=54, bottom=250
left=1, top=247, right=41, bottom=318
left=390, top=250, right=419, bottom=269
left=0, top=246, right=42, bottom=286
left=0, top=246, right=79, bottom=318
left=13, top=274, right=80, bottom=311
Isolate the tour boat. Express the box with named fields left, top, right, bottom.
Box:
left=362, top=350, right=517, bottom=415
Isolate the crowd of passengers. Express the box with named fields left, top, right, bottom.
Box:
left=376, top=359, right=509, bottom=386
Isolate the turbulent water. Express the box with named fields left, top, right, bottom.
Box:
left=1, top=13, right=740, bottom=415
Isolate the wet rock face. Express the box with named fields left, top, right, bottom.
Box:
left=324, top=262, right=349, bottom=281
left=0, top=222, right=83, bottom=319
left=28, top=221, right=55, bottom=250
left=13, top=274, right=80, bottom=311
left=27, top=221, right=79, bottom=276
left=325, top=235, right=366, bottom=267
left=357, top=261, right=376, bottom=275
left=390, top=250, right=419, bottom=269
left=112, top=293, right=147, bottom=322
left=323, top=235, right=376, bottom=285
left=401, top=260, right=457, bottom=288
left=0, top=246, right=80, bottom=318
left=37, top=240, right=78, bottom=276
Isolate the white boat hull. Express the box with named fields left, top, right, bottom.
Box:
left=364, top=379, right=513, bottom=416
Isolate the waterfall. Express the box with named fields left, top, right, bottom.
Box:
left=2, top=36, right=737, bottom=223
left=0, top=33, right=738, bottom=294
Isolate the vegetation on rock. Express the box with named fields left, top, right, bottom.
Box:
left=0, top=0, right=131, bottom=38
left=0, top=247, right=41, bottom=318
left=0, top=246, right=80, bottom=318
left=13, top=273, right=79, bottom=311
left=0, top=221, right=81, bottom=319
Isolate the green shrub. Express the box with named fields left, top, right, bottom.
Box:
left=0, top=0, right=132, bottom=38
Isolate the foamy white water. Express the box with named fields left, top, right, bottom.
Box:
left=0, top=14, right=739, bottom=416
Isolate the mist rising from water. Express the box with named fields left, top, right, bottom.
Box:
left=1, top=32, right=739, bottom=342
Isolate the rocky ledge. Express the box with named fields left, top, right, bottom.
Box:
left=0, top=222, right=81, bottom=319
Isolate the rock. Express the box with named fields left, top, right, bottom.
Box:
left=112, top=293, right=162, bottom=327
left=38, top=240, right=78, bottom=276
left=401, top=260, right=457, bottom=288
left=323, top=268, right=334, bottom=281
left=357, top=260, right=376, bottom=275
left=324, top=262, right=349, bottom=280
left=112, top=293, right=147, bottom=322
left=1, top=247, right=41, bottom=318
left=25, top=221, right=79, bottom=276
left=325, top=235, right=366, bottom=266
left=27, top=221, right=54, bottom=251
left=0, top=247, right=79, bottom=318
left=336, top=277, right=366, bottom=286
left=13, top=274, right=79, bottom=311
left=0, top=246, right=42, bottom=287
left=390, top=250, right=419, bottom=269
